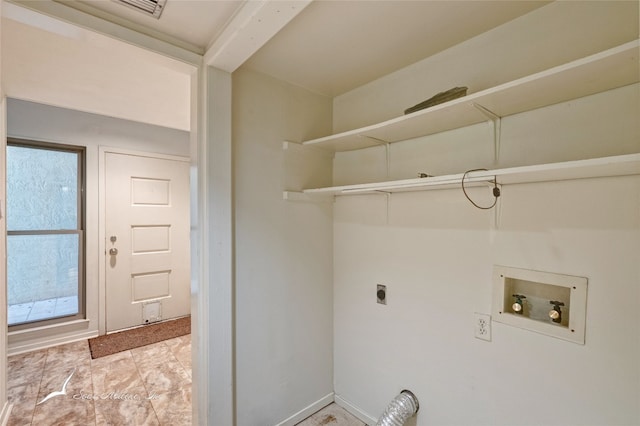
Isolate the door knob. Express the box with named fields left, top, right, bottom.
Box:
left=109, top=248, right=119, bottom=255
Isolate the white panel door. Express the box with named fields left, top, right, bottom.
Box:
left=105, top=152, right=190, bottom=332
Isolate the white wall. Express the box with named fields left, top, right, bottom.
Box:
left=334, top=175, right=640, bottom=425
left=6, top=98, right=189, bottom=353
left=7, top=99, right=189, bottom=156
left=232, top=68, right=334, bottom=425
left=334, top=1, right=639, bottom=133
left=1, top=13, right=192, bottom=131
left=332, top=2, right=640, bottom=425
left=0, top=0, right=9, bottom=418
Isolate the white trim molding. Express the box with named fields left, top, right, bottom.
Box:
left=275, top=393, right=335, bottom=426
left=334, top=394, right=378, bottom=426
left=204, top=0, right=312, bottom=71
left=195, top=65, right=234, bottom=426
left=8, top=319, right=97, bottom=356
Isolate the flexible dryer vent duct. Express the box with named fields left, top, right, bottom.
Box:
left=377, top=390, right=420, bottom=426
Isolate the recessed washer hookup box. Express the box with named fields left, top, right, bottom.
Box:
left=492, top=266, right=588, bottom=344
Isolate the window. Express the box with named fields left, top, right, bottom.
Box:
left=7, top=140, right=85, bottom=328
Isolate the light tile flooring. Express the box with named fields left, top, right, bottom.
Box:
left=8, top=296, right=78, bottom=325
left=7, top=334, right=191, bottom=425
left=8, top=335, right=363, bottom=426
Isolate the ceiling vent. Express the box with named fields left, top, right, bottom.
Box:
left=113, top=0, right=167, bottom=19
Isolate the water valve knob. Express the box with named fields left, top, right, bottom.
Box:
left=512, top=294, right=526, bottom=314
left=549, top=300, right=565, bottom=323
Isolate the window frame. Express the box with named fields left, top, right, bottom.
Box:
left=7, top=138, right=86, bottom=330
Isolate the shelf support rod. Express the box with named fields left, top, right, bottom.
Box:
left=359, top=135, right=391, bottom=179
left=386, top=143, right=391, bottom=179
left=386, top=192, right=390, bottom=225
left=471, top=102, right=502, bottom=164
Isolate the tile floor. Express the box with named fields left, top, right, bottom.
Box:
left=7, top=334, right=191, bottom=425
left=297, top=404, right=366, bottom=426
left=8, top=296, right=78, bottom=325
left=7, top=335, right=363, bottom=426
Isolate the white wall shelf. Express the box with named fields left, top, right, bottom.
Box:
left=301, top=40, right=639, bottom=152
left=283, top=154, right=640, bottom=198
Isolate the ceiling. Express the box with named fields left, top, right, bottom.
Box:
left=56, top=0, right=244, bottom=53
left=244, top=1, right=549, bottom=97
left=53, top=0, right=549, bottom=97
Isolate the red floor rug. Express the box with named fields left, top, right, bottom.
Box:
left=89, top=316, right=190, bottom=359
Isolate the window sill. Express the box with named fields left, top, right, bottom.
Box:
left=8, top=319, right=97, bottom=356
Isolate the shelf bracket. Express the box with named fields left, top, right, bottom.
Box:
left=358, top=135, right=389, bottom=146
left=283, top=191, right=310, bottom=201
left=358, top=135, right=391, bottom=179
left=471, top=102, right=502, bottom=164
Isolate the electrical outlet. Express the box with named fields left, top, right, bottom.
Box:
left=377, top=284, right=387, bottom=305
left=474, top=313, right=492, bottom=341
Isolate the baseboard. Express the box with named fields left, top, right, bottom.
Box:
left=0, top=401, right=13, bottom=426
left=275, top=392, right=334, bottom=426
left=334, top=394, right=377, bottom=426
left=8, top=320, right=98, bottom=356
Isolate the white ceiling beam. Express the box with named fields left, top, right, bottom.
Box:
left=204, top=0, right=312, bottom=72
